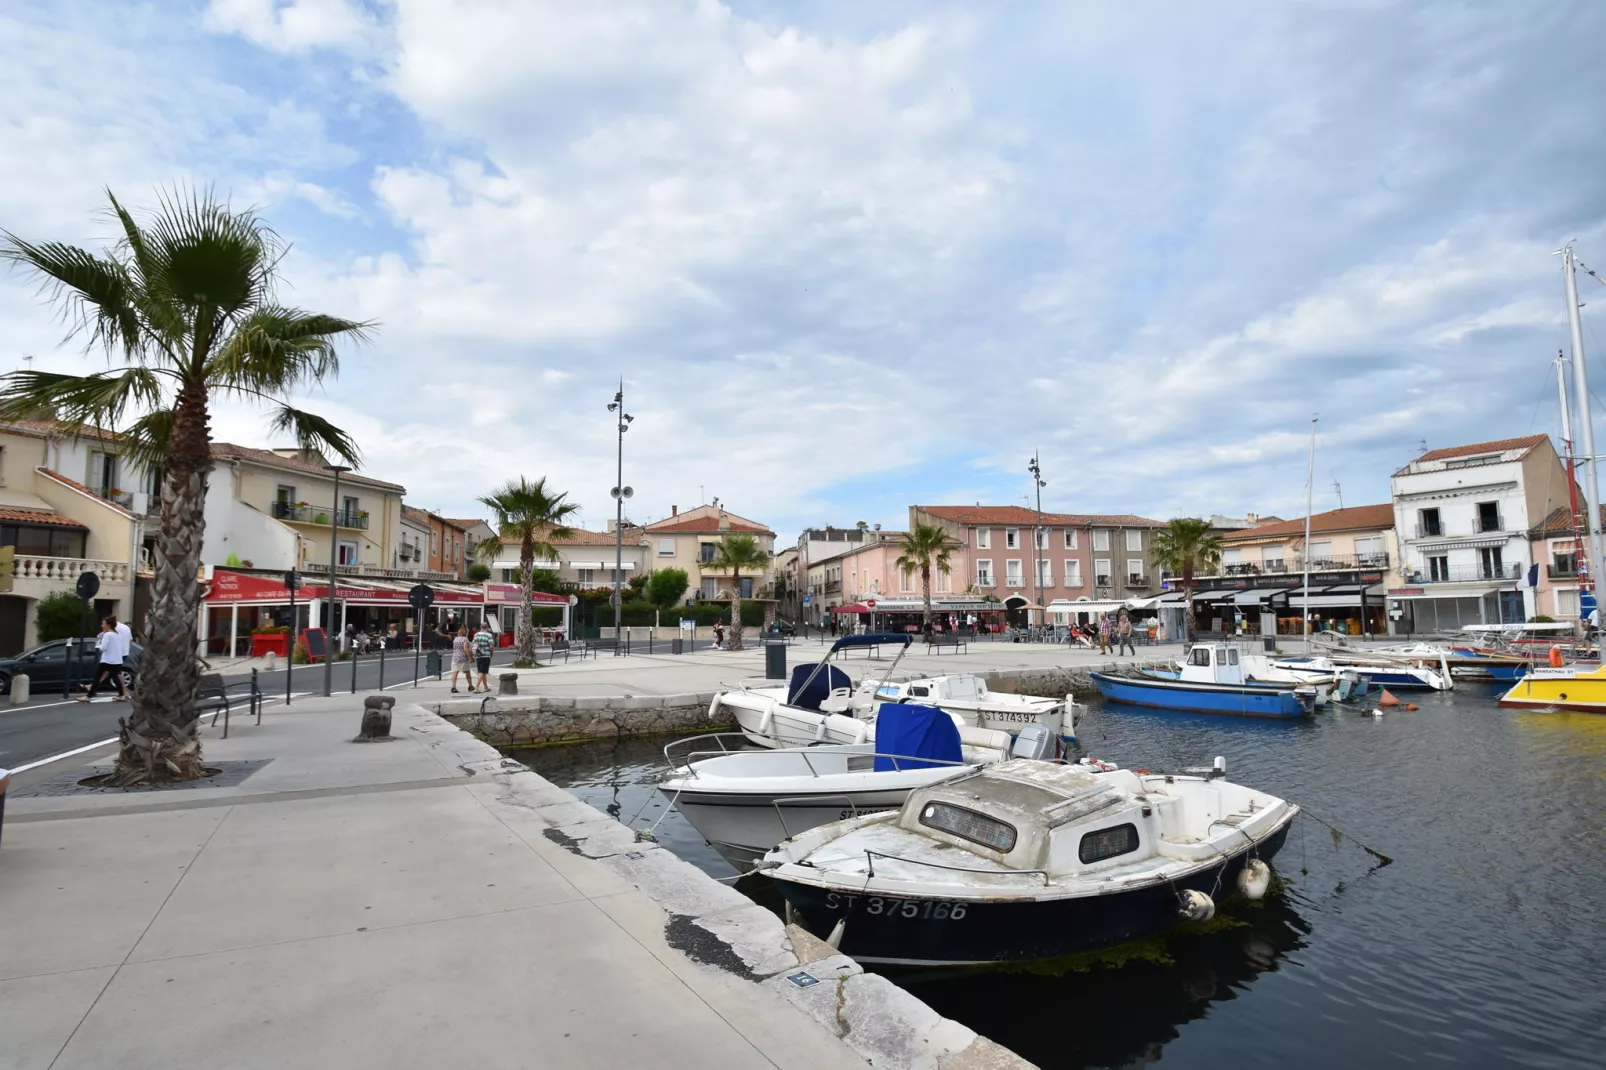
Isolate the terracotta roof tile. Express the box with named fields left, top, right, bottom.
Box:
left=1403, top=434, right=1549, bottom=469
left=915, top=505, right=1167, bottom=527
left=211, top=442, right=406, bottom=492
left=37, top=469, right=136, bottom=518
left=1529, top=505, right=1606, bottom=537
left=494, top=525, right=624, bottom=547
left=0, top=506, right=88, bottom=529
left=1220, top=504, right=1396, bottom=542
left=0, top=419, right=125, bottom=441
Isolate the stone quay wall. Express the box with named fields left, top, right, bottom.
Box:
left=434, top=658, right=1166, bottom=748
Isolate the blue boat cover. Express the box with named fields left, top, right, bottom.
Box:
left=829, top=633, right=914, bottom=652
left=873, top=703, right=961, bottom=772
left=787, top=663, right=853, bottom=711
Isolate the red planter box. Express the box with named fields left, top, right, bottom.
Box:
left=498, top=632, right=513, bottom=648
left=251, top=632, right=289, bottom=657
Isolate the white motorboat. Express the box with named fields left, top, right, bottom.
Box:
left=657, top=705, right=1061, bottom=867
left=1275, top=654, right=1451, bottom=692
left=760, top=757, right=1298, bottom=966
left=714, top=633, right=1072, bottom=751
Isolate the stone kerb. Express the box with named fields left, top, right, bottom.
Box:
left=429, top=705, right=1034, bottom=1070
left=436, top=691, right=729, bottom=748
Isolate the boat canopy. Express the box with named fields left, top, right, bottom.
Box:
left=787, top=663, right=853, bottom=710
left=872, top=703, right=962, bottom=772
left=829, top=633, right=913, bottom=651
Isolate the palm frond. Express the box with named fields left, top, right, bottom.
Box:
left=267, top=404, right=362, bottom=467
left=0, top=235, right=144, bottom=357
left=119, top=408, right=176, bottom=472
left=0, top=368, right=164, bottom=430
left=708, top=533, right=771, bottom=571
left=143, top=185, right=280, bottom=322
left=478, top=477, right=578, bottom=542
left=207, top=306, right=373, bottom=395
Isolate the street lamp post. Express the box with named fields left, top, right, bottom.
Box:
left=323, top=463, right=352, bottom=697
left=1028, top=451, right=1046, bottom=630
left=607, top=383, right=634, bottom=651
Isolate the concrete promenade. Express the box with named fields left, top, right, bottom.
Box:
left=0, top=684, right=1031, bottom=1069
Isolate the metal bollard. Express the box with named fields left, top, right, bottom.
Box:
left=378, top=645, right=386, bottom=690
left=351, top=649, right=359, bottom=694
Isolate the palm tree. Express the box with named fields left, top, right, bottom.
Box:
left=705, top=533, right=770, bottom=651
left=477, top=477, right=578, bottom=664
left=1150, top=518, right=1224, bottom=643
left=0, top=188, right=369, bottom=786
left=895, top=523, right=957, bottom=628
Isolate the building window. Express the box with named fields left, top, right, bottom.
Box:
left=700, top=543, right=716, bottom=563
left=1065, top=559, right=1083, bottom=587
left=578, top=568, right=595, bottom=586
left=740, top=577, right=753, bottom=598
left=1095, top=559, right=1112, bottom=586
left=1079, top=823, right=1140, bottom=865
left=430, top=532, right=437, bottom=554
left=1035, top=559, right=1052, bottom=587
left=975, top=559, right=994, bottom=587
left=1479, top=546, right=1504, bottom=579
left=658, top=538, right=676, bottom=557
left=1063, top=530, right=1077, bottom=550
left=900, top=568, right=915, bottom=593
left=975, top=528, right=990, bottom=549
left=1418, top=508, right=1442, bottom=538
left=1125, top=530, right=1142, bottom=552
left=700, top=577, right=718, bottom=599
left=1306, top=541, right=1334, bottom=567
left=1035, top=528, right=1048, bottom=549
left=935, top=567, right=951, bottom=593
left=337, top=541, right=359, bottom=566
left=1093, top=530, right=1110, bottom=552
left=1355, top=535, right=1384, bottom=565
left=1264, top=550, right=1284, bottom=572
left=1558, top=588, right=1581, bottom=617
left=277, top=485, right=296, bottom=505
left=1005, top=559, right=1024, bottom=587
left=1428, top=555, right=1449, bottom=582
left=1127, top=559, right=1145, bottom=584
left=2, top=524, right=87, bottom=557
left=1476, top=501, right=1502, bottom=533
left=1006, top=528, right=1019, bottom=549
left=1554, top=551, right=1579, bottom=576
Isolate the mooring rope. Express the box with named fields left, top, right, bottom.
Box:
left=1297, top=807, right=1393, bottom=868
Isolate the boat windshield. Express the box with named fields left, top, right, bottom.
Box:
left=919, top=802, right=1017, bottom=853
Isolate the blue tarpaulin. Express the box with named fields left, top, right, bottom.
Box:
left=873, top=703, right=962, bottom=772
left=787, top=663, right=853, bottom=711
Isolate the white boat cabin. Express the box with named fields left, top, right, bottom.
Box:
left=1178, top=643, right=1244, bottom=686
left=870, top=675, right=989, bottom=704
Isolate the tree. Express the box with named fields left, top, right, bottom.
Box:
left=895, top=524, right=957, bottom=628
left=645, top=567, right=690, bottom=610
left=1, top=188, right=369, bottom=785
left=34, top=590, right=86, bottom=643
left=705, top=534, right=770, bottom=651
left=476, top=477, right=577, bottom=664
left=466, top=562, right=491, bottom=582
left=1150, top=518, right=1224, bottom=642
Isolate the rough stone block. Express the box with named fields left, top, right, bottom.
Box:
left=602, top=845, right=752, bottom=919
left=574, top=695, right=612, bottom=711
left=690, top=903, right=798, bottom=979
left=619, top=695, right=664, bottom=711
left=551, top=819, right=643, bottom=858
left=498, top=672, right=519, bottom=696
left=534, top=799, right=609, bottom=827
left=838, top=971, right=978, bottom=1070
left=786, top=923, right=839, bottom=967
left=937, top=1036, right=1038, bottom=1070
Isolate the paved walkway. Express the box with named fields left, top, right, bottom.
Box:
left=0, top=697, right=884, bottom=1070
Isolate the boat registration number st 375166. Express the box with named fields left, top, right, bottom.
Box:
left=824, top=893, right=967, bottom=919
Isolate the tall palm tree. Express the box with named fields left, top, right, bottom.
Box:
left=477, top=477, right=578, bottom=664
left=706, top=533, right=770, bottom=651
left=895, top=523, right=957, bottom=628
left=0, top=188, right=369, bottom=786
left=1150, top=518, right=1224, bottom=643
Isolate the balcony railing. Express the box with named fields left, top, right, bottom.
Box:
left=1474, top=515, right=1503, bottom=534
left=88, top=486, right=135, bottom=508
left=1095, top=575, right=1113, bottom=587
left=1126, top=574, right=1150, bottom=587
left=1547, top=562, right=1580, bottom=579
left=1005, top=577, right=1025, bottom=588
left=1414, top=523, right=1445, bottom=539
left=302, top=562, right=458, bottom=582
left=271, top=502, right=370, bottom=529
left=1404, top=563, right=1522, bottom=584
left=1209, top=554, right=1390, bottom=578
left=974, top=577, right=995, bottom=588
left=12, top=555, right=132, bottom=584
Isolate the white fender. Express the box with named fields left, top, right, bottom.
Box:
left=707, top=693, right=722, bottom=721
left=1237, top=859, right=1271, bottom=901
left=813, top=717, right=829, bottom=743
left=1178, top=889, right=1215, bottom=922
left=758, top=700, right=775, bottom=737
left=850, top=719, right=869, bottom=745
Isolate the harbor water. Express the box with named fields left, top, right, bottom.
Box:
left=509, top=688, right=1606, bottom=1069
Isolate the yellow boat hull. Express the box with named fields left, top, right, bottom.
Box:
left=1498, top=664, right=1606, bottom=713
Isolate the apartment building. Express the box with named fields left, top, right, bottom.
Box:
left=485, top=525, right=647, bottom=591
left=800, top=526, right=902, bottom=625
left=643, top=504, right=776, bottom=605
left=1526, top=505, right=1599, bottom=625
left=1389, top=434, right=1569, bottom=631
left=0, top=422, right=145, bottom=653
left=909, top=505, right=1166, bottom=623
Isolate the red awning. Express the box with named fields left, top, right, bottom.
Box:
left=205, top=569, right=486, bottom=606
left=833, top=603, right=871, bottom=614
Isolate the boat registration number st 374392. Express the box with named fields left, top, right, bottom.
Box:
left=824, top=893, right=967, bottom=919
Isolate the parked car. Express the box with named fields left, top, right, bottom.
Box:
left=0, top=638, right=143, bottom=695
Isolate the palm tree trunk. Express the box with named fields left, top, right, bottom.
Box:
left=727, top=568, right=744, bottom=652
left=1183, top=562, right=1196, bottom=643
left=111, top=382, right=209, bottom=785
left=922, top=564, right=932, bottom=626
left=516, top=539, right=536, bottom=664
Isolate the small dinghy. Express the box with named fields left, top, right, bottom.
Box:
left=714, top=634, right=1071, bottom=750
left=761, top=757, right=1297, bottom=966
left=659, top=704, right=1039, bottom=867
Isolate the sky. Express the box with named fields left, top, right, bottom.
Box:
left=5, top=0, right=1606, bottom=542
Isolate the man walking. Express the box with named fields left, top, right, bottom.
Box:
left=1117, top=614, right=1136, bottom=656
left=1097, top=614, right=1113, bottom=655
left=471, top=619, right=495, bottom=694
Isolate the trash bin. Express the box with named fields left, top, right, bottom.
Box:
left=764, top=641, right=786, bottom=680
left=1263, top=636, right=1276, bottom=652
left=426, top=649, right=443, bottom=678
left=671, top=637, right=684, bottom=655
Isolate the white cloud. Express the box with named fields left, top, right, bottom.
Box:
left=204, top=0, right=380, bottom=52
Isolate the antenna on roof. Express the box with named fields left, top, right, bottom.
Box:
left=1418, top=439, right=1429, bottom=454
left=1333, top=479, right=1343, bottom=509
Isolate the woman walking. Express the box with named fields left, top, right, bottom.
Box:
left=77, top=618, right=129, bottom=702
left=449, top=626, right=474, bottom=693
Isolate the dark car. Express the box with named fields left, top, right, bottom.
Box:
left=0, top=638, right=142, bottom=695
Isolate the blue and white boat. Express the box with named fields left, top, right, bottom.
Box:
left=1092, top=643, right=1316, bottom=719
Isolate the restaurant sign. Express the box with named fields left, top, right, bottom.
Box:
left=206, top=569, right=484, bottom=604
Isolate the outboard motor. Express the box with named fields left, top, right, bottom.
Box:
left=1011, top=723, right=1055, bottom=761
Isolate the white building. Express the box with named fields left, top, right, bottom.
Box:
left=1388, top=434, right=1568, bottom=632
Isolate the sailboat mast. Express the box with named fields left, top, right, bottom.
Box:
left=1564, top=245, right=1606, bottom=617
left=1303, top=415, right=1317, bottom=645
left=1556, top=350, right=1589, bottom=598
